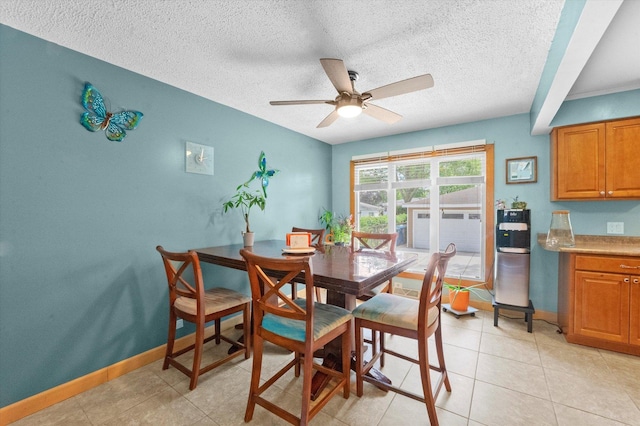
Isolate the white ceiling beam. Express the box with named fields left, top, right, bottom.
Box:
left=530, top=0, right=624, bottom=135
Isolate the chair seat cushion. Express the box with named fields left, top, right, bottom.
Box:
left=174, top=287, right=251, bottom=316
left=262, top=299, right=353, bottom=342
left=352, top=293, right=439, bottom=331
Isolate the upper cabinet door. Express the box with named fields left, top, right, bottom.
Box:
left=552, top=117, right=640, bottom=201
left=552, top=122, right=605, bottom=200
left=605, top=117, right=640, bottom=198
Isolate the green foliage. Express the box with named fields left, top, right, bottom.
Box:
left=395, top=163, right=430, bottom=202
left=358, top=214, right=407, bottom=233
left=443, top=278, right=489, bottom=300
left=318, top=209, right=334, bottom=233
left=222, top=184, right=266, bottom=233
left=440, top=158, right=481, bottom=177
left=319, top=209, right=354, bottom=243
left=359, top=216, right=388, bottom=233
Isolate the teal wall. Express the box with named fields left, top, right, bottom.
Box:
left=331, top=97, right=640, bottom=314
left=0, top=25, right=331, bottom=407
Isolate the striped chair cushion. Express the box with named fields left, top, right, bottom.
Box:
left=262, top=299, right=353, bottom=342
left=352, top=293, right=439, bottom=331
left=174, top=287, right=251, bottom=316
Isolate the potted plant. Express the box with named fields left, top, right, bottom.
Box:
left=511, top=196, right=527, bottom=209
left=319, top=208, right=334, bottom=239
left=443, top=278, right=488, bottom=312
left=319, top=209, right=354, bottom=245
left=223, top=184, right=266, bottom=247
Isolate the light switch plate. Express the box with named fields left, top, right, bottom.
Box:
left=607, top=222, right=624, bottom=234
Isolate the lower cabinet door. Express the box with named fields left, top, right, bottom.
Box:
left=630, top=276, right=640, bottom=347
left=574, top=271, right=630, bottom=343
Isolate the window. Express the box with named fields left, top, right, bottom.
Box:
left=442, top=213, right=464, bottom=220
left=352, top=143, right=494, bottom=283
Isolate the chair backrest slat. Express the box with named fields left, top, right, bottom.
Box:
left=241, top=249, right=316, bottom=334
left=157, top=246, right=205, bottom=310
left=418, top=243, right=456, bottom=330
left=351, top=231, right=397, bottom=252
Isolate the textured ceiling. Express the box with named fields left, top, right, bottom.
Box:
left=1, top=0, right=638, bottom=144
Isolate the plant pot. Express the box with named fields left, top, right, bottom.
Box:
left=449, top=289, right=470, bottom=311
left=242, top=231, right=255, bottom=247
left=511, top=201, right=527, bottom=209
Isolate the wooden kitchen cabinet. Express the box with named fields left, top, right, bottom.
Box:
left=574, top=270, right=629, bottom=343
left=631, top=277, right=640, bottom=346
left=551, top=116, right=640, bottom=200
left=558, top=253, right=640, bottom=355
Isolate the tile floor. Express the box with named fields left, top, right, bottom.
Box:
left=12, top=309, right=640, bottom=425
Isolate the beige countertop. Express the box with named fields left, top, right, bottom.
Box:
left=537, top=233, right=640, bottom=256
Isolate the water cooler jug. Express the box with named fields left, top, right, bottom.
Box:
left=494, top=209, right=531, bottom=307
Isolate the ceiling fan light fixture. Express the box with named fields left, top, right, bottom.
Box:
left=337, top=104, right=362, bottom=118
left=336, top=94, right=363, bottom=118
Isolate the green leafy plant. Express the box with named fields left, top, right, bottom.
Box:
left=511, top=196, right=527, bottom=209
left=223, top=184, right=266, bottom=233
left=319, top=208, right=354, bottom=244
left=443, top=275, right=490, bottom=308
left=443, top=280, right=488, bottom=297
left=319, top=208, right=334, bottom=234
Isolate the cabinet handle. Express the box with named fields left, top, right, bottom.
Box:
left=624, top=278, right=630, bottom=283
left=608, top=191, right=613, bottom=195
left=633, top=279, right=639, bottom=284
left=600, top=191, right=605, bottom=195
left=620, top=264, right=640, bottom=269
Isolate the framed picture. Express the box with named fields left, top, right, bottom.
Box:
left=506, top=156, right=537, bottom=184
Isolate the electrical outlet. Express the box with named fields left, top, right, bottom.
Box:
left=176, top=319, right=184, bottom=329
left=607, top=222, right=624, bottom=234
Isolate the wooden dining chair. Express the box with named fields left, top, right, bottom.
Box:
left=351, top=231, right=398, bottom=357
left=240, top=249, right=352, bottom=426
left=291, top=227, right=325, bottom=301
left=291, top=226, right=325, bottom=249
left=351, top=231, right=398, bottom=299
left=352, top=243, right=456, bottom=426
left=156, top=246, right=251, bottom=390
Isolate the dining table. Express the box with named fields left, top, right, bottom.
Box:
left=194, top=239, right=418, bottom=399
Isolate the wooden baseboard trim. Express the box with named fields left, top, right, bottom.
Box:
left=0, top=317, right=242, bottom=425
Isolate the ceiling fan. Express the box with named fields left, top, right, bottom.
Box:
left=269, top=58, right=434, bottom=128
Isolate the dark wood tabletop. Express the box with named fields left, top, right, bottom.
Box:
left=195, top=239, right=417, bottom=308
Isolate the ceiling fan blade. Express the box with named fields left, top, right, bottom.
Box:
left=317, top=110, right=340, bottom=128
left=363, top=74, right=434, bottom=101
left=363, top=103, right=402, bottom=124
left=270, top=100, right=334, bottom=106
left=320, top=58, right=353, bottom=94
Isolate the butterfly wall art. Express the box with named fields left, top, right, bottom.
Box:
left=80, top=82, right=143, bottom=142
left=245, top=151, right=279, bottom=198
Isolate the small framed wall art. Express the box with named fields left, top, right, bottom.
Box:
left=506, top=156, right=537, bottom=184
